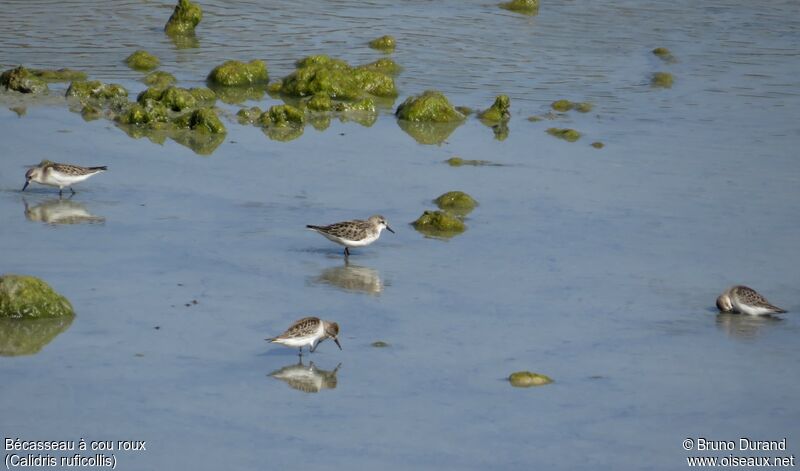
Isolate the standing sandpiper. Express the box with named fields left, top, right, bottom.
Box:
left=307, top=215, right=394, bottom=257
left=22, top=160, right=107, bottom=196
left=267, top=317, right=342, bottom=356
left=716, top=285, right=787, bottom=316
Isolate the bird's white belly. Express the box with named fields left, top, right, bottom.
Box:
left=44, top=173, right=92, bottom=187
left=734, top=302, right=772, bottom=316
left=322, top=232, right=379, bottom=247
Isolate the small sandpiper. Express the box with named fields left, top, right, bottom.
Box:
left=266, top=317, right=342, bottom=356
left=716, top=285, right=787, bottom=316
left=307, top=215, right=394, bottom=257
left=22, top=160, right=107, bottom=196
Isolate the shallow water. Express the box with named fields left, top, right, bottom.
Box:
left=1, top=1, right=799, bottom=469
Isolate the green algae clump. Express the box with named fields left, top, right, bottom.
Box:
left=174, top=107, right=226, bottom=134
left=1, top=66, right=48, bottom=94
left=575, top=102, right=593, bottom=113
left=478, top=95, right=510, bottom=123
left=160, top=87, right=198, bottom=111
left=66, top=80, right=128, bottom=102
left=551, top=99, right=573, bottom=112
left=165, top=0, right=202, bottom=36
left=143, top=71, right=176, bottom=88
left=236, top=106, right=263, bottom=124
left=189, top=87, right=216, bottom=104
left=434, top=191, right=478, bottom=216
left=306, top=94, right=333, bottom=112
left=508, top=371, right=553, bottom=388
left=357, top=58, right=402, bottom=76
left=591, top=141, right=605, bottom=149
left=278, top=55, right=397, bottom=100
left=368, top=35, right=396, bottom=52
left=259, top=104, right=305, bottom=127
left=395, top=90, right=465, bottom=122
left=499, top=0, right=539, bottom=15
left=0, top=275, right=74, bottom=319
left=651, top=72, right=674, bottom=88
left=125, top=50, right=160, bottom=71
left=412, top=210, right=465, bottom=238
left=652, top=47, right=676, bottom=62
left=117, top=101, right=170, bottom=127
left=207, top=60, right=269, bottom=87
left=546, top=127, right=581, bottom=142
left=30, top=68, right=86, bottom=82
left=371, top=341, right=390, bottom=348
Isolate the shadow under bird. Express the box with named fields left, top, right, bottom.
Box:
left=266, top=317, right=342, bottom=356
left=22, top=160, right=107, bottom=196
left=716, top=285, right=787, bottom=316
left=306, top=215, right=394, bottom=257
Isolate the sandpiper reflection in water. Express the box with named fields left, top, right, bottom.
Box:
left=715, top=312, right=782, bottom=340
left=268, top=360, right=341, bottom=393
left=312, top=260, right=384, bottom=296
left=23, top=198, right=105, bottom=225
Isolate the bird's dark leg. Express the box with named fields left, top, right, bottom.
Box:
left=344, top=247, right=350, bottom=257
left=298, top=348, right=303, bottom=357
left=58, top=188, right=63, bottom=197
left=70, top=187, right=76, bottom=195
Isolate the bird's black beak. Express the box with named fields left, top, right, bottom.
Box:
left=21, top=180, right=29, bottom=192
left=386, top=225, right=395, bottom=234
left=334, top=337, right=342, bottom=350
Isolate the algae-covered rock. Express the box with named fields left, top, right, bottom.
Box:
left=306, top=94, right=333, bottom=112
left=174, top=107, right=226, bottom=134
left=236, top=106, right=263, bottom=124
left=492, top=123, right=509, bottom=141
left=551, top=99, right=573, bottom=112
left=396, top=90, right=465, bottom=122
left=478, top=95, right=510, bottom=123
left=117, top=101, right=170, bottom=126
left=259, top=104, right=305, bottom=127
left=434, top=191, right=478, bottom=216
left=357, top=58, right=402, bottom=76
left=279, top=55, right=397, bottom=100
left=80, top=105, right=101, bottom=121
left=527, top=115, right=543, bottom=122
left=125, top=50, right=160, bottom=71
left=575, top=102, right=593, bottom=113
left=189, top=87, right=216, bottom=104
left=207, top=60, right=269, bottom=87
left=499, top=0, right=539, bottom=15
left=652, top=47, right=676, bottom=62
left=143, top=71, right=176, bottom=88
left=0, top=317, right=75, bottom=356
left=591, top=141, right=604, bottom=149
left=165, top=0, right=202, bottom=36
left=368, top=35, right=396, bottom=52
left=66, top=80, right=128, bottom=102
left=0, top=275, right=74, bottom=319
left=412, top=210, right=466, bottom=238
left=334, top=97, right=376, bottom=114
left=0, top=66, right=48, bottom=94
left=161, top=86, right=197, bottom=111
left=30, top=68, right=87, bottom=82
left=651, top=72, right=674, bottom=88
left=508, top=371, right=553, bottom=387
left=546, top=127, right=581, bottom=142
left=371, top=341, right=390, bottom=348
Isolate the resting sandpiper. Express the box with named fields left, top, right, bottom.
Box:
left=267, top=317, right=342, bottom=355
left=716, top=285, right=787, bottom=316
left=307, top=215, right=394, bottom=257
left=22, top=160, right=107, bottom=196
